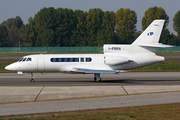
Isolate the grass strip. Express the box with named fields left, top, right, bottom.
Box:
left=0, top=59, right=18, bottom=73
left=156, top=51, right=180, bottom=55
left=130, top=58, right=180, bottom=72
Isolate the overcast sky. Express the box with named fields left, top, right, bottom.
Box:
left=0, top=0, right=179, bottom=33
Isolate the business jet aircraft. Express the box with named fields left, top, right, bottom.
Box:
left=5, top=20, right=171, bottom=82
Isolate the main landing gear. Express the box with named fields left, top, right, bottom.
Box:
left=94, top=73, right=101, bottom=82
left=29, top=73, right=34, bottom=82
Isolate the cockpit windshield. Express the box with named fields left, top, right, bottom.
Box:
left=19, top=57, right=32, bottom=62
left=18, top=58, right=24, bottom=62
left=22, top=58, right=27, bottom=61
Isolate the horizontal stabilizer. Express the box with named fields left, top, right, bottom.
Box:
left=138, top=43, right=173, bottom=48
left=70, top=68, right=126, bottom=74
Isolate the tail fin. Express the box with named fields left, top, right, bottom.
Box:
left=103, top=19, right=172, bottom=55
left=132, top=19, right=170, bottom=48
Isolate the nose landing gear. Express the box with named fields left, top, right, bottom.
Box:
left=94, top=73, right=101, bottom=82
left=29, top=73, right=34, bottom=82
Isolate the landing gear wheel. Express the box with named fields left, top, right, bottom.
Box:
left=30, top=79, right=34, bottom=82
left=96, top=78, right=101, bottom=82
left=94, top=77, right=97, bottom=81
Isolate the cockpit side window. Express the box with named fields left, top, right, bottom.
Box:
left=27, top=58, right=32, bottom=61
left=22, top=58, right=27, bottom=61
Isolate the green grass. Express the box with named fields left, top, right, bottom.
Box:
left=1, top=103, right=180, bottom=120
left=131, top=58, right=180, bottom=72
left=0, top=59, right=18, bottom=73
left=156, top=51, right=180, bottom=55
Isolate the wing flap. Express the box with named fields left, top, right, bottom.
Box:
left=70, top=68, right=124, bottom=74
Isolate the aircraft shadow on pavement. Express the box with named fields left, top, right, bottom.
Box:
left=33, top=78, right=180, bottom=85
left=1, top=78, right=180, bottom=86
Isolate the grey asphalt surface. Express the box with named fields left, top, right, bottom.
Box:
left=0, top=56, right=22, bottom=59
left=0, top=92, right=180, bottom=116
left=163, top=55, right=180, bottom=58
left=0, top=72, right=180, bottom=116
left=1, top=72, right=180, bottom=86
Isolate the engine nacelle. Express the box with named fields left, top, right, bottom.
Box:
left=104, top=56, right=129, bottom=65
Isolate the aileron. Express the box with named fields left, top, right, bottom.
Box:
left=71, top=68, right=118, bottom=74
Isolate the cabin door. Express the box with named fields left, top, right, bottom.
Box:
left=37, top=58, right=45, bottom=71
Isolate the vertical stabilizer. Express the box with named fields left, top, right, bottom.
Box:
left=103, top=19, right=171, bottom=55
left=132, top=20, right=165, bottom=46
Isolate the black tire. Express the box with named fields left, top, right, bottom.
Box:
left=30, top=79, right=34, bottom=82
left=94, top=77, right=97, bottom=81
left=96, top=78, right=101, bottom=82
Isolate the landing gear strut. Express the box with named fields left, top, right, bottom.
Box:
left=94, top=73, right=101, bottom=82
left=30, top=73, right=34, bottom=82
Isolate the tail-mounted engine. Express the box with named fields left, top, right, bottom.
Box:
left=104, top=56, right=129, bottom=65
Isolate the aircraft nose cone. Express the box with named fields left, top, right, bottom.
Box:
left=5, top=63, right=19, bottom=71
left=5, top=65, right=12, bottom=70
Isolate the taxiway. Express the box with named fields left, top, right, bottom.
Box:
left=0, top=72, right=180, bottom=86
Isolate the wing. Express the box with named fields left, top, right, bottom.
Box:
left=70, top=68, right=126, bottom=74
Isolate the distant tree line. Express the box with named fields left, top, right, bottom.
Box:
left=0, top=6, right=180, bottom=47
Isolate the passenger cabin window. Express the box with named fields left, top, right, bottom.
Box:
left=80, top=57, right=84, bottom=62
left=64, top=58, right=67, bottom=62
left=50, top=57, right=92, bottom=62
left=86, top=57, right=92, bottom=62
left=50, top=58, right=79, bottom=62
left=58, top=58, right=61, bottom=62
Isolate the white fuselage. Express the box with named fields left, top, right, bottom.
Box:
left=5, top=53, right=164, bottom=73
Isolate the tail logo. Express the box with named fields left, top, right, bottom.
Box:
left=147, top=32, right=154, bottom=36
